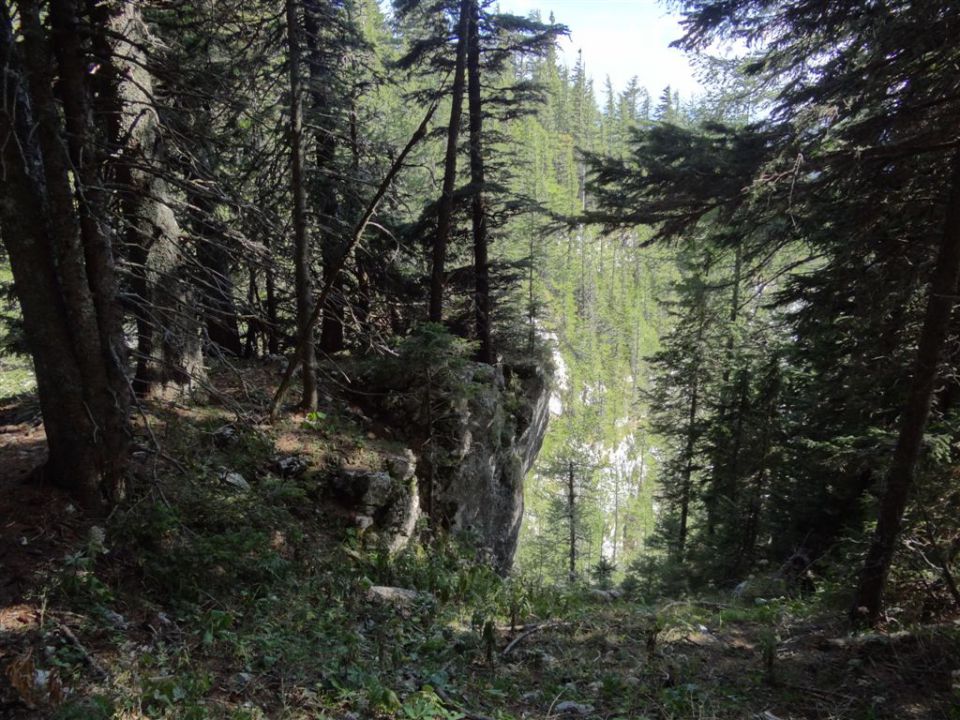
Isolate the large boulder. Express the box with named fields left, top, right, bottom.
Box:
left=429, top=361, right=551, bottom=572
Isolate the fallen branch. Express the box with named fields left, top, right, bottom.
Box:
left=501, top=620, right=564, bottom=658
left=268, top=100, right=440, bottom=419
left=820, top=623, right=958, bottom=652
left=57, top=623, right=110, bottom=680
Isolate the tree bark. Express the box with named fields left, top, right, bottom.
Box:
left=193, top=195, right=243, bottom=356
left=677, top=375, right=699, bottom=560
left=568, top=460, right=577, bottom=582
left=286, top=0, right=319, bottom=410
left=677, top=303, right=705, bottom=560
left=1, top=1, right=129, bottom=511
left=107, top=3, right=204, bottom=398
left=429, top=0, right=470, bottom=324
left=851, top=150, right=960, bottom=626
left=466, top=0, right=493, bottom=363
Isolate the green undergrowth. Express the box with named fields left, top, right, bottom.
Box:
left=13, top=413, right=959, bottom=720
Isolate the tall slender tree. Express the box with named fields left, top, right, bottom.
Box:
left=429, top=0, right=470, bottom=324
left=286, top=0, right=319, bottom=410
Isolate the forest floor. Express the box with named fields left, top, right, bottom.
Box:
left=1, top=359, right=958, bottom=720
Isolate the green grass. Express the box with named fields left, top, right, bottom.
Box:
left=0, top=354, right=35, bottom=402
left=0, top=260, right=34, bottom=402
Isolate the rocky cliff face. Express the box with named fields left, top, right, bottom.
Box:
left=430, top=361, right=551, bottom=572
left=339, top=358, right=551, bottom=572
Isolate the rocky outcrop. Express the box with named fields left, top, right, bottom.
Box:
left=343, top=354, right=551, bottom=570
left=329, top=451, right=419, bottom=553
left=429, top=361, right=551, bottom=572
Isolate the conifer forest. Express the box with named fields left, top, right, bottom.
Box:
left=1, top=1, right=959, bottom=718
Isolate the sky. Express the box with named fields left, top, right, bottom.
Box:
left=494, top=0, right=703, bottom=99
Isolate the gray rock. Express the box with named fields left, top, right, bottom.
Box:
left=103, top=610, right=128, bottom=629
left=425, top=361, right=551, bottom=572
left=221, top=471, right=250, bottom=491
left=367, top=586, right=420, bottom=605
left=273, top=454, right=308, bottom=478
left=538, top=651, right=558, bottom=667
left=553, top=700, right=594, bottom=715
left=330, top=457, right=420, bottom=553
left=386, top=450, right=417, bottom=482
left=231, top=672, right=253, bottom=691
left=212, top=424, right=239, bottom=447
left=733, top=580, right=750, bottom=599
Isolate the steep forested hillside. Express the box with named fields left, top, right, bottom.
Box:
left=1, top=1, right=959, bottom=718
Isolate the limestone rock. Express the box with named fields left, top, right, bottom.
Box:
left=220, top=471, right=250, bottom=491
left=428, top=361, right=551, bottom=572
left=329, top=453, right=419, bottom=553
left=367, top=586, right=420, bottom=605
left=272, top=454, right=308, bottom=478
left=553, top=700, right=594, bottom=715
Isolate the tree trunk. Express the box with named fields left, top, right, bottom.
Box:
left=568, top=460, right=577, bottom=582
left=677, top=376, right=699, bottom=560
left=108, top=3, right=203, bottom=398
left=304, top=0, right=346, bottom=353
left=193, top=194, right=242, bottom=357
left=429, top=0, right=469, bottom=324
left=286, top=0, right=318, bottom=410
left=677, top=302, right=705, bottom=559
left=265, top=260, right=280, bottom=355
left=1, top=1, right=129, bottom=511
left=851, top=150, right=960, bottom=626
left=466, top=0, right=493, bottom=363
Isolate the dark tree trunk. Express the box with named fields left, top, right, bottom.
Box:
left=265, top=261, right=280, bottom=356
left=347, top=101, right=372, bottom=336
left=466, top=0, right=493, bottom=363
left=677, top=376, right=699, bottom=560
left=286, top=0, right=318, bottom=410
left=1, top=1, right=129, bottom=511
left=244, top=267, right=259, bottom=358
left=677, top=305, right=705, bottom=560
left=851, top=150, right=960, bottom=626
left=705, top=246, right=743, bottom=537
left=194, top=196, right=243, bottom=357
left=429, top=0, right=470, bottom=324
left=304, top=0, right=346, bottom=353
